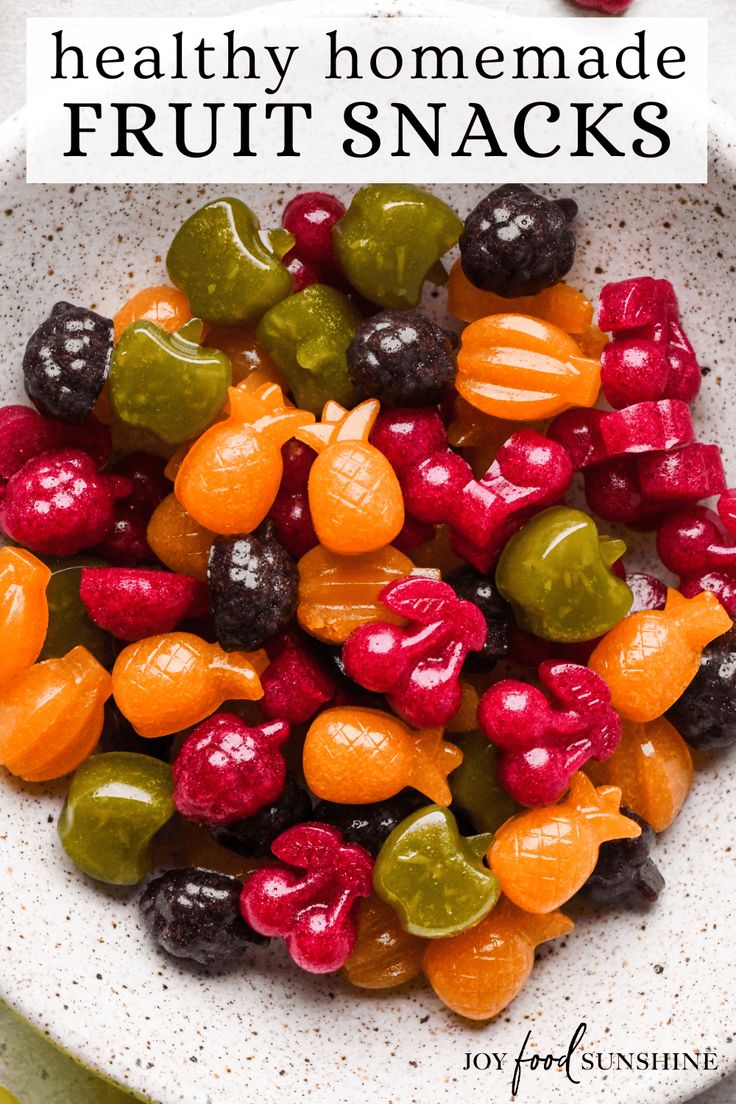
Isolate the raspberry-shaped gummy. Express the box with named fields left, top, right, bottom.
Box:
left=80, top=567, right=208, bottom=641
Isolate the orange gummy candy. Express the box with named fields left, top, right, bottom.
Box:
left=0, top=646, right=111, bottom=781
left=113, top=285, right=192, bottom=344
left=586, top=716, right=693, bottom=832
left=297, top=543, right=416, bottom=644
left=456, top=314, right=601, bottom=421
left=0, top=547, right=50, bottom=688
left=303, top=706, right=462, bottom=805
left=424, top=896, right=573, bottom=1020
left=204, top=325, right=286, bottom=392
left=588, top=589, right=732, bottom=723
left=447, top=260, right=594, bottom=334
left=295, top=399, right=405, bottom=555
left=342, top=895, right=426, bottom=990
left=175, top=383, right=314, bottom=534
left=146, top=493, right=214, bottom=582
left=489, top=772, right=640, bottom=913
left=112, top=632, right=265, bottom=738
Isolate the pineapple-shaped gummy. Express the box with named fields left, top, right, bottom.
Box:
left=489, top=772, right=640, bottom=913
left=295, top=399, right=404, bottom=555
left=175, top=382, right=314, bottom=535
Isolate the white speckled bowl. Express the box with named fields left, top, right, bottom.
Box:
left=2, top=97, right=736, bottom=1104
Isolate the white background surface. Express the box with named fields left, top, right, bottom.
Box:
left=0, top=2, right=734, bottom=1103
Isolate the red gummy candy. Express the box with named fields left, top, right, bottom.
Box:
left=718, top=489, right=736, bottom=537
left=173, top=713, right=290, bottom=826
left=0, top=404, right=111, bottom=480
left=261, top=630, right=337, bottom=723
left=282, top=192, right=346, bottom=280
left=239, top=822, right=372, bottom=973
left=284, top=251, right=323, bottom=293
left=598, top=278, right=700, bottom=408
left=571, top=0, right=633, bottom=11
left=478, top=661, right=621, bottom=807
left=0, top=448, right=130, bottom=555
left=547, top=408, right=607, bottom=469
left=268, top=441, right=318, bottom=559
left=342, top=575, right=487, bottom=727
left=549, top=400, right=693, bottom=468
left=506, top=627, right=596, bottom=669
left=657, top=506, right=736, bottom=614
left=96, top=452, right=169, bottom=566
left=638, top=443, right=725, bottom=502
left=79, top=567, right=208, bottom=641
left=625, top=571, right=668, bottom=614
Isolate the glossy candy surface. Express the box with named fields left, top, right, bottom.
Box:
left=657, top=506, right=736, bottom=615
left=23, top=302, right=113, bottom=423
left=303, top=706, right=462, bottom=806
left=489, top=772, right=640, bottom=913
left=297, top=543, right=416, bottom=644
left=496, top=507, right=632, bottom=642
left=479, top=662, right=622, bottom=807
left=448, top=260, right=593, bottom=332
left=347, top=310, right=455, bottom=408
left=0, top=404, right=111, bottom=479
left=0, top=646, right=112, bottom=781
left=40, top=558, right=115, bottom=667
left=109, top=319, right=232, bottom=445
left=424, top=897, right=573, bottom=1020
left=598, top=277, right=700, bottom=408
left=342, top=576, right=487, bottom=727
left=342, top=894, right=426, bottom=989
left=267, top=440, right=318, bottom=559
left=113, top=285, right=192, bottom=343
left=581, top=809, right=664, bottom=906
left=140, top=867, right=266, bottom=965
left=586, top=717, right=693, bottom=832
left=256, top=284, right=361, bottom=413
left=459, top=185, right=577, bottom=297
left=175, top=382, right=314, bottom=535
left=333, top=184, right=462, bottom=309
left=282, top=191, right=345, bottom=282
left=173, top=713, right=289, bottom=826
left=0, top=547, right=50, bottom=687
left=79, top=567, right=208, bottom=641
left=296, top=399, right=404, bottom=555
left=588, top=588, right=732, bottom=722
left=166, top=197, right=293, bottom=325
left=58, top=751, right=173, bottom=884
left=457, top=314, right=600, bottom=421
left=260, top=630, right=336, bottom=723
left=1, top=449, right=130, bottom=555
left=146, top=493, right=214, bottom=581
left=449, top=730, right=519, bottom=834
left=374, top=805, right=498, bottom=938
left=112, top=633, right=264, bottom=738
left=240, top=822, right=373, bottom=973
left=208, top=522, right=298, bottom=651
left=667, top=626, right=736, bottom=749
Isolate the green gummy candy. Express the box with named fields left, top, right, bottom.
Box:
left=333, top=184, right=462, bottom=310
left=109, top=320, right=232, bottom=444
left=373, top=804, right=499, bottom=938
left=496, top=505, right=633, bottom=643
left=450, top=730, right=519, bottom=835
left=166, top=196, right=293, bottom=325
left=39, top=557, right=115, bottom=669
left=58, top=752, right=174, bottom=885
left=256, top=284, right=361, bottom=413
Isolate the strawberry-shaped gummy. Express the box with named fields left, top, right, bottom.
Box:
left=342, top=576, right=487, bottom=727
left=478, top=661, right=621, bottom=807
left=282, top=191, right=345, bottom=284
left=261, top=630, right=337, bottom=723
left=371, top=410, right=573, bottom=573
left=80, top=567, right=208, bottom=641
left=0, top=449, right=131, bottom=555
left=598, top=278, right=700, bottom=408
left=267, top=440, right=318, bottom=559
left=0, top=404, right=112, bottom=481
left=657, top=506, right=736, bottom=614
left=173, top=713, right=290, bottom=825
left=96, top=451, right=169, bottom=566
left=239, top=822, right=373, bottom=973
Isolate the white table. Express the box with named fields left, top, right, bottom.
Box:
left=0, top=2, right=734, bottom=1102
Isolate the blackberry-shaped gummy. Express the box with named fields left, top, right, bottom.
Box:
left=140, top=867, right=267, bottom=966
left=23, top=302, right=113, bottom=423
left=210, top=773, right=312, bottom=858
left=581, top=809, right=664, bottom=907
left=312, top=790, right=426, bottom=856
left=666, top=627, right=736, bottom=750
left=460, top=185, right=577, bottom=298
left=446, top=567, right=511, bottom=671
left=347, top=311, right=455, bottom=407
left=208, top=520, right=298, bottom=651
